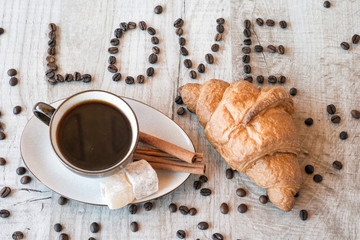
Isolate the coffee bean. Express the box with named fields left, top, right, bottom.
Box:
left=47, top=62, right=57, bottom=70
left=56, top=74, right=64, bottom=83
left=189, top=70, right=197, bottom=79
left=268, top=75, right=277, bottom=84
left=175, top=96, right=183, bottom=105
left=169, top=203, right=177, bottom=213
left=0, top=186, right=11, bottom=198
left=242, top=47, right=251, bottom=54
left=323, top=1, right=331, bottom=8
left=152, top=46, right=160, bottom=54
left=205, top=53, right=214, bottom=64
left=331, top=115, right=341, bottom=124
left=114, top=28, right=123, bottom=38
left=125, top=76, right=135, bottom=84
left=339, top=131, right=348, bottom=140
left=256, top=75, right=264, bottom=84
left=197, top=63, right=205, bottom=73
left=0, top=28, right=4, bottom=35
left=278, top=75, right=286, bottom=84
left=278, top=45, right=285, bottom=55
left=48, top=78, right=57, bottom=85
left=352, top=34, right=360, bottom=44
left=217, top=24, right=225, bottom=33
left=244, top=19, right=251, bottom=29
left=298, top=210, right=309, bottom=222
left=238, top=203, right=248, bottom=213
left=73, top=72, right=81, bottom=81
left=305, top=165, right=314, bottom=174
left=242, top=55, right=250, bottom=64
left=81, top=74, right=92, bottom=83
left=146, top=67, right=154, bottom=77
left=244, top=38, right=252, bottom=45
left=108, top=64, right=118, bottom=73
left=108, top=56, right=116, bottom=65
left=177, top=107, right=185, bottom=115
left=217, top=18, right=225, bottom=24
left=200, top=188, right=211, bottom=196
left=16, top=167, right=26, bottom=175
left=147, top=27, right=156, bottom=35
left=176, top=230, right=186, bottom=239
left=215, top=33, right=222, bottom=41
left=220, top=203, right=229, bottom=214
left=0, top=157, right=6, bottom=165
left=53, top=223, right=62, bottom=232
left=179, top=37, right=186, bottom=46
left=58, top=196, right=68, bottom=205
left=9, top=77, right=18, bottom=86
left=267, top=45, right=276, bottom=53
left=129, top=204, right=138, bottom=214
left=256, top=18, right=264, bottom=26
left=12, top=231, right=24, bottom=240
left=110, top=38, right=120, bottom=46
left=151, top=36, right=159, bottom=44
left=64, top=73, right=73, bottom=82
left=128, top=22, right=136, bottom=29
left=136, top=75, right=145, bottom=84
left=0, top=132, right=5, bottom=140
left=211, top=43, right=220, bottom=52
left=48, top=47, right=56, bottom=55
left=144, top=201, right=153, bottom=211
left=184, top=59, right=192, bottom=68
left=59, top=233, right=68, bottom=240
left=225, top=168, right=234, bottom=179
left=254, top=45, right=263, bottom=52
left=46, top=69, right=55, bottom=78
left=48, top=30, right=56, bottom=40
left=313, top=174, right=323, bottom=183
left=149, top=53, right=158, bottom=64
left=180, top=47, right=188, bottom=56
left=326, top=104, right=336, bottom=115
left=8, top=69, right=17, bottom=76
left=193, top=180, right=202, bottom=190
left=236, top=188, right=246, bottom=197
left=212, top=233, right=224, bottom=240
left=266, top=19, right=275, bottom=27
left=279, top=20, right=287, bottom=29
left=48, top=39, right=56, bottom=47
left=332, top=160, right=343, bottom=170
left=90, top=222, right=100, bottom=233
left=21, top=175, right=31, bottom=184
left=304, top=118, right=313, bottom=126
left=289, top=88, right=297, bottom=96
left=0, top=209, right=10, bottom=218
left=294, top=192, right=300, bottom=198
left=13, top=106, right=21, bottom=115
left=199, top=175, right=208, bottom=183
left=243, top=28, right=251, bottom=38
left=351, top=110, right=360, bottom=119
left=174, top=18, right=184, bottom=28
left=198, top=221, right=209, bottom=230
left=340, top=42, right=350, bottom=50
left=153, top=5, right=163, bottom=14
left=48, top=23, right=57, bottom=31
left=259, top=195, right=268, bottom=204
left=130, top=221, right=139, bottom=232
left=179, top=205, right=189, bottom=215
left=119, top=22, right=127, bottom=31
left=189, top=208, right=197, bottom=216
left=175, top=27, right=183, bottom=36
left=46, top=55, right=55, bottom=63
left=88, top=238, right=95, bottom=240
left=139, top=21, right=147, bottom=31
left=244, top=76, right=253, bottom=82
left=108, top=47, right=118, bottom=54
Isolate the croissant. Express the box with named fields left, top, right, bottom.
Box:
left=180, top=79, right=302, bottom=212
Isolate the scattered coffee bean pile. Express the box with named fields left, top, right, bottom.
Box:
left=173, top=17, right=225, bottom=79
left=326, top=104, right=350, bottom=140
left=45, top=23, right=92, bottom=85
left=340, top=34, right=360, bottom=51
left=107, top=21, right=158, bottom=84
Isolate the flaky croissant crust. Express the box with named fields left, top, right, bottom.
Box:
left=180, top=79, right=302, bottom=212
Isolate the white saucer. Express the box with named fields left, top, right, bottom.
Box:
left=20, top=97, right=193, bottom=205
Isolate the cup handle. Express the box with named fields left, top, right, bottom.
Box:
left=32, top=102, right=56, bottom=126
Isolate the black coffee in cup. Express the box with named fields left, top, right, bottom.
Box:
left=56, top=100, right=132, bottom=171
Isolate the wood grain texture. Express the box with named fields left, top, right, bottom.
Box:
left=0, top=0, right=359, bottom=239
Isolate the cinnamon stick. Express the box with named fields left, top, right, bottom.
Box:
left=134, top=153, right=206, bottom=175
left=135, top=146, right=203, bottom=162
left=138, top=131, right=199, bottom=163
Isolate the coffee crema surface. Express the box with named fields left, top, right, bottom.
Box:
left=56, top=100, right=132, bottom=171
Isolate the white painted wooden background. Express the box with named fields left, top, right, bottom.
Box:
left=0, top=0, right=359, bottom=239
